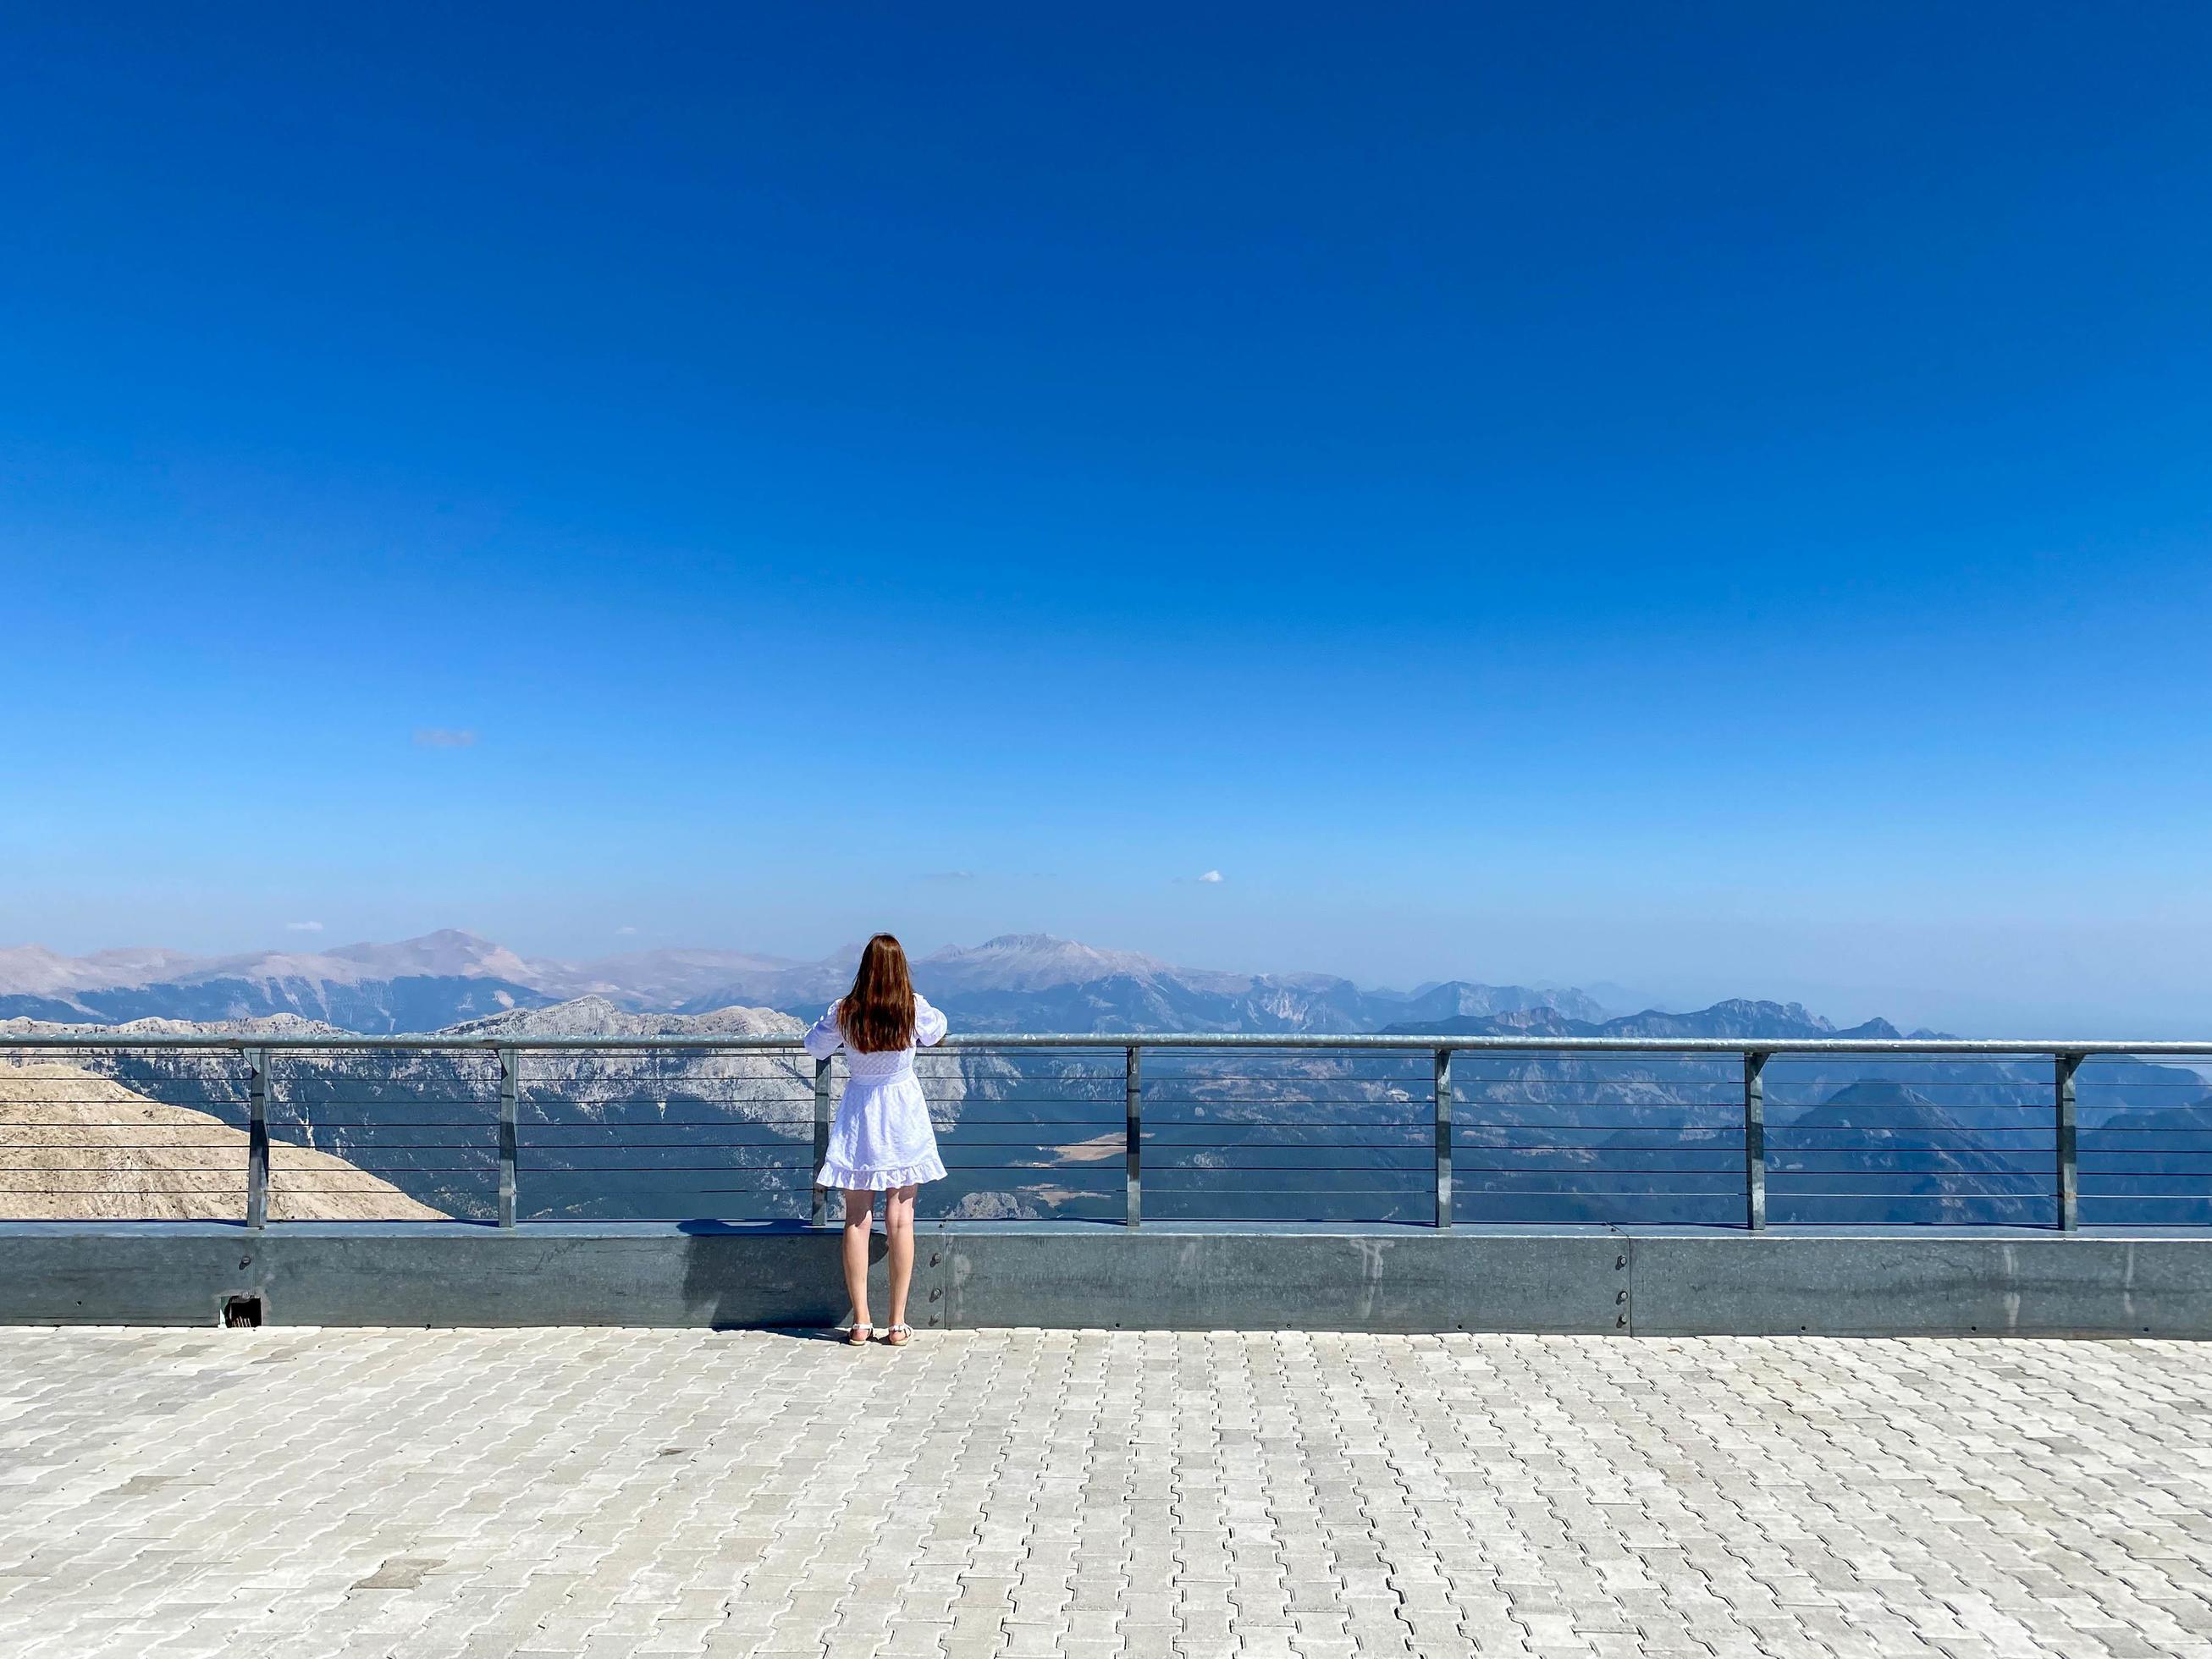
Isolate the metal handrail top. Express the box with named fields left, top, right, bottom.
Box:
left=3, top=1033, right=2210, bottom=1055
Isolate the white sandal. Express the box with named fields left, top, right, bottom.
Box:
left=883, top=1323, right=913, bottom=1348
left=845, top=1323, right=874, bottom=1346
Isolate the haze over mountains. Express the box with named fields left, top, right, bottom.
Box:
left=0, top=929, right=1980, bottom=1043
left=0, top=929, right=1636, bottom=1036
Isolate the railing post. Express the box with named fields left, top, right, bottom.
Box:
left=2056, top=1051, right=2082, bottom=1232
left=497, top=1046, right=518, bottom=1229
left=811, top=1057, right=832, bottom=1227
left=1433, top=1047, right=1453, bottom=1229
left=1743, top=1050, right=1768, bottom=1232
left=245, top=1047, right=269, bottom=1231
left=1125, top=1045, right=1142, bottom=1228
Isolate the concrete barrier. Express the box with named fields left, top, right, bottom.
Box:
left=1629, top=1231, right=2212, bottom=1337
left=3, top=1221, right=2210, bottom=1336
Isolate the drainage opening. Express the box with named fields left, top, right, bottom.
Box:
left=223, top=1295, right=263, bottom=1329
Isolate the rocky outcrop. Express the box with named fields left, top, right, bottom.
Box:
left=0, top=1062, right=446, bottom=1221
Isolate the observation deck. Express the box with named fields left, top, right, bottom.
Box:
left=3, top=1326, right=2206, bottom=1657
left=7, top=1033, right=2211, bottom=1656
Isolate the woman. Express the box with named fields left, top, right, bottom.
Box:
left=806, top=933, right=948, bottom=1346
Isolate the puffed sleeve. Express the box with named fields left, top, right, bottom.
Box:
left=913, top=994, right=948, bottom=1048
left=803, top=1001, right=845, bottom=1061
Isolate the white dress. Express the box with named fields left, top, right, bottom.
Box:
left=807, top=995, right=950, bottom=1191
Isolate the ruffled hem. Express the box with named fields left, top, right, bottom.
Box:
left=815, top=1155, right=946, bottom=1191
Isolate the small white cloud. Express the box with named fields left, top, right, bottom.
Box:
left=285, top=920, right=324, bottom=933
left=413, top=727, right=478, bottom=749
left=922, top=870, right=978, bottom=882
left=615, top=925, right=640, bottom=936
left=1198, top=869, right=1224, bottom=884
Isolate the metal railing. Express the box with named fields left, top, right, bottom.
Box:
left=5, top=1032, right=2212, bottom=1230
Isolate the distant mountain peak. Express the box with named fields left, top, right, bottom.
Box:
left=316, top=929, right=538, bottom=982
left=335, top=926, right=487, bottom=952
left=439, top=995, right=803, bottom=1040
left=1699, top=998, right=1834, bottom=1031
left=1380, top=995, right=1917, bottom=1044
left=0, top=927, right=1929, bottom=1044
left=921, top=934, right=1172, bottom=992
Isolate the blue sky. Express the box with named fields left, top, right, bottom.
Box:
left=4, top=4, right=2210, bottom=1033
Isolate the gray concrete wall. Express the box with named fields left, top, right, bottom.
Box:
left=4, top=1221, right=2210, bottom=1337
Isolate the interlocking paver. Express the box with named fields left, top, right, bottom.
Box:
left=2, top=1330, right=2210, bottom=1656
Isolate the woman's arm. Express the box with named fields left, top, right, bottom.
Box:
left=803, top=1001, right=845, bottom=1061
left=913, top=995, right=949, bottom=1048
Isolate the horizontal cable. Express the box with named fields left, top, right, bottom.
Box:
left=0, top=1140, right=245, bottom=1149
left=521, top=1131, right=812, bottom=1141
left=521, top=1121, right=812, bottom=1131
left=0, top=1162, right=248, bottom=1171
left=2082, top=1128, right=2212, bottom=1136
left=2, top=1188, right=251, bottom=1195
left=275, top=1097, right=498, bottom=1106
left=2082, top=1193, right=2212, bottom=1201
left=520, top=1161, right=812, bottom=1172
left=1770, top=1192, right=2049, bottom=1201
left=1143, top=1122, right=1429, bottom=1133
left=268, top=1121, right=494, bottom=1131
left=1449, top=1169, right=1742, bottom=1181
left=277, top=1164, right=495, bottom=1175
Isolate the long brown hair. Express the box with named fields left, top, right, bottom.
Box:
left=838, top=933, right=917, bottom=1052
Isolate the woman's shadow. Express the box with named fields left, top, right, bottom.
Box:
left=675, top=1216, right=890, bottom=1333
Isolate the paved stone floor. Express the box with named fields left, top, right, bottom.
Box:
left=2, top=1331, right=2210, bottom=1658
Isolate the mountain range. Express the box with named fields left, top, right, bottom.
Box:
left=7, top=934, right=2208, bottom=1229
left=0, top=929, right=1617, bottom=1036
left=1382, top=999, right=1944, bottom=1043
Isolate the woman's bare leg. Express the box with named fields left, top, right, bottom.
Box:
left=841, top=1188, right=875, bottom=1330
left=884, top=1184, right=918, bottom=1329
